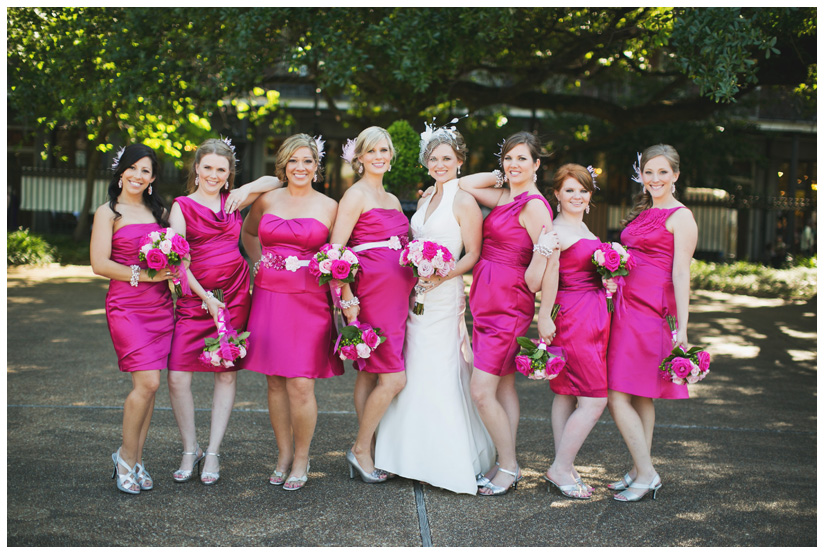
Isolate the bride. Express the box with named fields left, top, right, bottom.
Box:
left=374, top=122, right=496, bottom=494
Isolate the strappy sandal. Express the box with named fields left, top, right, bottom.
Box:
left=172, top=445, right=205, bottom=483
left=111, top=449, right=140, bottom=495
left=135, top=462, right=153, bottom=491
left=478, top=466, right=519, bottom=497
left=543, top=474, right=591, bottom=499
left=607, top=472, right=634, bottom=492
left=283, top=460, right=310, bottom=491
left=270, top=468, right=288, bottom=486
left=613, top=475, right=662, bottom=502
left=200, top=452, right=221, bottom=485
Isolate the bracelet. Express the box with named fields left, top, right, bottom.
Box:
left=201, top=290, right=215, bottom=311
left=129, top=265, right=141, bottom=287
left=253, top=259, right=261, bottom=275
left=339, top=296, right=360, bottom=309
left=533, top=244, right=555, bottom=257
left=492, top=169, right=505, bottom=188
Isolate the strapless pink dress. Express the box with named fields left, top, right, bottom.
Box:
left=168, top=192, right=252, bottom=372
left=348, top=208, right=416, bottom=373
left=549, top=238, right=610, bottom=397
left=607, top=207, right=689, bottom=399
left=243, top=215, right=343, bottom=378
left=470, top=192, right=553, bottom=376
left=105, top=223, right=175, bottom=372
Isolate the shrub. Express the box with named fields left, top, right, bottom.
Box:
left=7, top=228, right=56, bottom=266
left=691, top=259, right=817, bottom=300
left=385, top=119, right=429, bottom=201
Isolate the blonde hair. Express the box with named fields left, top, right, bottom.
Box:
left=621, top=144, right=680, bottom=228
left=351, top=126, right=395, bottom=175
left=274, top=134, right=322, bottom=183
left=186, top=139, right=237, bottom=194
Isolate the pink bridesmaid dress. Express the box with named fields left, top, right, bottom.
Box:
left=168, top=192, right=252, bottom=372
left=607, top=206, right=689, bottom=399
left=470, top=192, right=553, bottom=376
left=348, top=208, right=417, bottom=373
left=106, top=223, right=175, bottom=372
left=243, top=215, right=343, bottom=378
left=549, top=238, right=610, bottom=397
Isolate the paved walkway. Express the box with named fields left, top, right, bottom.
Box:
left=5, top=265, right=817, bottom=546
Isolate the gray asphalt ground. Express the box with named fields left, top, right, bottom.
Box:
left=5, top=265, right=817, bottom=547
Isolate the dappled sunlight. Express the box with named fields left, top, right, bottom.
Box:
left=7, top=296, right=45, bottom=305
left=787, top=349, right=816, bottom=362
left=729, top=385, right=766, bottom=396
left=81, top=308, right=106, bottom=316
left=778, top=325, right=816, bottom=340
left=701, top=336, right=759, bottom=359
left=692, top=290, right=786, bottom=309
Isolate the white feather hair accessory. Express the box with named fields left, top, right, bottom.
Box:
left=341, top=138, right=356, bottom=163
left=111, top=146, right=126, bottom=172
left=314, top=136, right=326, bottom=160
left=418, top=116, right=466, bottom=165
left=630, top=152, right=643, bottom=185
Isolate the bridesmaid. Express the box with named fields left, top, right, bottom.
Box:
left=90, top=144, right=176, bottom=494
left=544, top=164, right=617, bottom=499
left=241, top=134, right=343, bottom=491
left=330, top=126, right=417, bottom=483
left=167, top=138, right=279, bottom=485
left=606, top=144, right=697, bottom=502
left=460, top=131, right=560, bottom=496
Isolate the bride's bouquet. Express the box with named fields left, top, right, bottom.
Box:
left=309, top=243, right=360, bottom=301
left=138, top=227, right=190, bottom=296
left=591, top=242, right=634, bottom=312
left=198, top=289, right=250, bottom=368
left=515, top=304, right=565, bottom=380
left=659, top=315, right=710, bottom=384
left=399, top=239, right=456, bottom=315
left=334, top=320, right=386, bottom=371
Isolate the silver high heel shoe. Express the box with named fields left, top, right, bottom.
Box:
left=111, top=448, right=140, bottom=495
left=346, top=449, right=387, bottom=483
left=135, top=462, right=153, bottom=491
left=607, top=472, right=634, bottom=491
left=172, top=445, right=205, bottom=483
left=478, top=466, right=519, bottom=497
left=200, top=452, right=221, bottom=485
left=477, top=462, right=523, bottom=488
left=283, top=460, right=310, bottom=491
left=613, top=474, right=662, bottom=502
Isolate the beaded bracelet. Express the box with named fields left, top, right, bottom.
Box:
left=532, top=244, right=555, bottom=257
left=492, top=169, right=505, bottom=188
left=129, top=265, right=141, bottom=287
left=201, top=290, right=215, bottom=311
left=339, top=296, right=360, bottom=309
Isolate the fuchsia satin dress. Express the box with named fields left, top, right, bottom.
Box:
left=607, top=207, right=689, bottom=399
left=243, top=215, right=343, bottom=378
left=470, top=192, right=553, bottom=376
left=168, top=192, right=252, bottom=372
left=549, top=238, right=610, bottom=397
left=348, top=208, right=416, bottom=374
left=105, top=223, right=175, bottom=372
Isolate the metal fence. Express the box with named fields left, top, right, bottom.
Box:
left=20, top=167, right=110, bottom=214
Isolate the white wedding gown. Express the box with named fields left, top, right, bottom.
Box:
left=374, top=179, right=495, bottom=495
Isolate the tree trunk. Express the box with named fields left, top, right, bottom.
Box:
left=72, top=121, right=116, bottom=242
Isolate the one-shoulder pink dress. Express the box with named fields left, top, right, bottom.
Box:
left=348, top=208, right=416, bottom=373
left=549, top=238, right=610, bottom=397
left=243, top=215, right=344, bottom=378
left=607, top=207, right=689, bottom=399
left=470, top=192, right=553, bottom=376
left=168, top=192, right=252, bottom=372
left=106, top=223, right=175, bottom=372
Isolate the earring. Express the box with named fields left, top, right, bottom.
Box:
left=504, top=174, right=509, bottom=183
left=195, top=176, right=200, bottom=187
left=557, top=203, right=561, bottom=213
left=358, top=165, right=364, bottom=175
left=533, top=174, right=537, bottom=183
left=224, top=181, right=229, bottom=190
left=457, top=166, right=461, bottom=176
left=585, top=204, right=590, bottom=215
left=118, top=178, right=123, bottom=189
left=314, top=172, right=319, bottom=182
left=148, top=185, right=153, bottom=195
left=672, top=181, right=676, bottom=194
left=388, top=164, right=392, bottom=172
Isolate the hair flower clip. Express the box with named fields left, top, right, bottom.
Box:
left=418, top=115, right=468, bottom=164
left=111, top=146, right=126, bottom=172
left=341, top=138, right=356, bottom=163
left=314, top=136, right=326, bottom=160
left=586, top=165, right=600, bottom=191
left=630, top=152, right=643, bottom=184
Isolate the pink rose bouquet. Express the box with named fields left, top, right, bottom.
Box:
left=309, top=243, right=360, bottom=301
left=138, top=227, right=190, bottom=296
left=591, top=242, right=634, bottom=312
left=199, top=289, right=250, bottom=369
left=334, top=320, right=386, bottom=371
left=399, top=239, right=456, bottom=315
left=514, top=304, right=565, bottom=380
left=659, top=315, right=710, bottom=384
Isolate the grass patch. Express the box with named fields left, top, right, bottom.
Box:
left=691, top=258, right=817, bottom=300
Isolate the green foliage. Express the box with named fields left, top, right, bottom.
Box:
left=41, top=234, right=91, bottom=265
left=691, top=259, right=817, bottom=300
left=7, top=228, right=56, bottom=266
left=385, top=120, right=429, bottom=201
